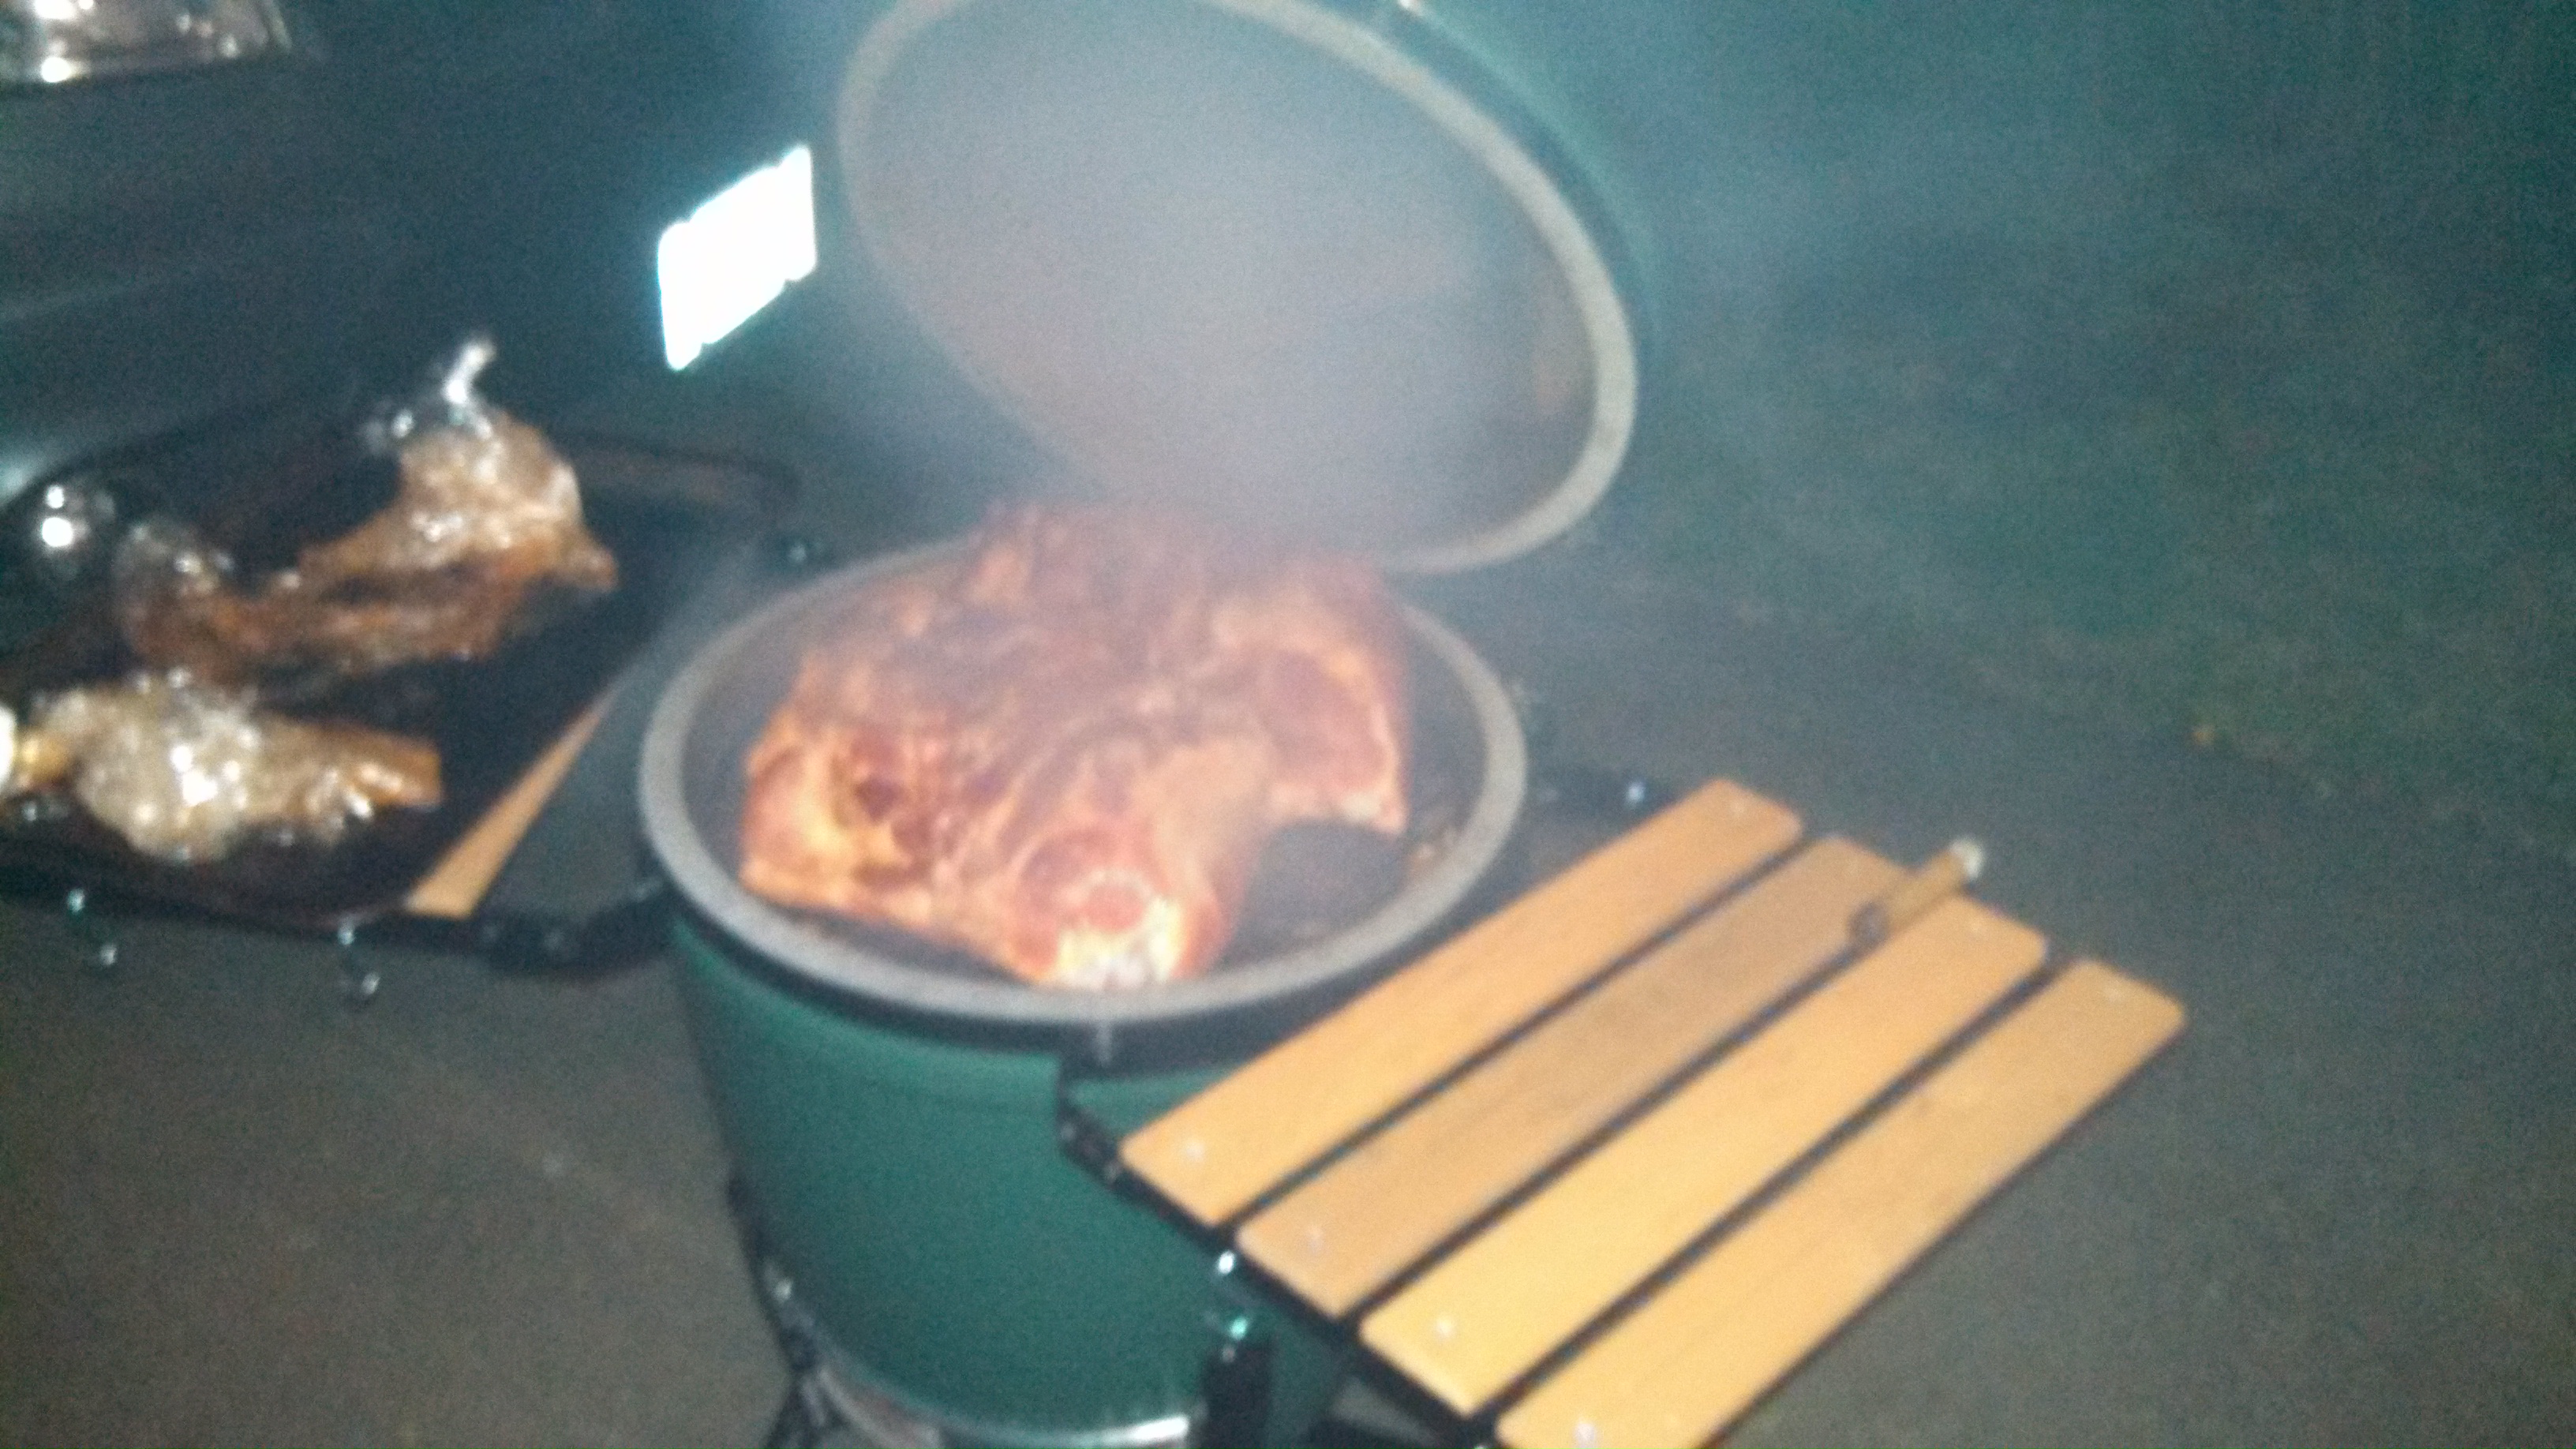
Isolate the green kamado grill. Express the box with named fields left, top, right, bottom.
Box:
left=638, top=1, right=1645, bottom=1441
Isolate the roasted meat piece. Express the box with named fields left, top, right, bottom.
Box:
left=737, top=505, right=1410, bottom=988
left=116, top=390, right=615, bottom=683
left=0, top=669, right=441, bottom=863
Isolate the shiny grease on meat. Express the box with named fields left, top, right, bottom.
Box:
left=114, top=407, right=616, bottom=683
left=0, top=670, right=441, bottom=863
left=9, top=347, right=607, bottom=863
left=736, top=505, right=1410, bottom=990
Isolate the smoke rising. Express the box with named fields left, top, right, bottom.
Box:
left=836, top=0, right=1598, bottom=564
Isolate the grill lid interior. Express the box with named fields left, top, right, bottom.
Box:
left=834, top=0, right=1638, bottom=573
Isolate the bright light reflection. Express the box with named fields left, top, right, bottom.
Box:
left=657, top=144, right=817, bottom=371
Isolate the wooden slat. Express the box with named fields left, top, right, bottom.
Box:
left=1238, top=838, right=1904, bottom=1317
left=1121, top=780, right=1802, bottom=1225
left=1497, top=960, right=2185, bottom=1449
left=405, top=697, right=609, bottom=919
left=1364, top=897, right=2046, bottom=1414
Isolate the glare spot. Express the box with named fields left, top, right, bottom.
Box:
left=657, top=144, right=817, bottom=370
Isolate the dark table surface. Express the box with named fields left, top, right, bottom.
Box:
left=5, top=502, right=2573, bottom=1446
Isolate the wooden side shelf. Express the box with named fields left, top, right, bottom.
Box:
left=1122, top=779, right=2185, bottom=1447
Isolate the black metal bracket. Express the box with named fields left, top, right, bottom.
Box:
left=466, top=871, right=674, bottom=977
left=724, top=1174, right=852, bottom=1449
left=61, top=885, right=121, bottom=974
left=1053, top=1062, right=1295, bottom=1449
left=1513, top=677, right=1679, bottom=824
left=1050, top=1068, right=1135, bottom=1195
left=1199, top=1320, right=1276, bottom=1449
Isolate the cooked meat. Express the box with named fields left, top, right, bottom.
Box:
left=116, top=409, right=616, bottom=682
left=737, top=504, right=1409, bottom=989
left=2, top=669, right=440, bottom=863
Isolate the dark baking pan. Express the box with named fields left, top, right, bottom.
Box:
left=0, top=411, right=793, bottom=945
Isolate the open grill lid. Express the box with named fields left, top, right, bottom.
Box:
left=833, top=0, right=1640, bottom=572
left=637, top=1, right=1652, bottom=1036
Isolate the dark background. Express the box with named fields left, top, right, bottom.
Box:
left=1591, top=3, right=2576, bottom=875
left=10, top=0, right=2566, bottom=869
left=3, top=4, right=2572, bottom=1444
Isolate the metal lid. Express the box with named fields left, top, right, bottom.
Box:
left=834, top=0, right=1638, bottom=573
